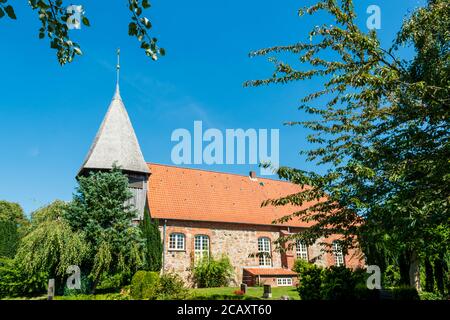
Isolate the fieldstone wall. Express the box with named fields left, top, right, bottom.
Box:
left=159, top=220, right=284, bottom=287
left=158, top=220, right=364, bottom=287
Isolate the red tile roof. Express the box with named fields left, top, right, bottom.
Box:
left=147, top=163, right=319, bottom=228
left=243, top=268, right=297, bottom=276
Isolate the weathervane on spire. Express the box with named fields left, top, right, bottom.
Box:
left=116, top=48, right=120, bottom=89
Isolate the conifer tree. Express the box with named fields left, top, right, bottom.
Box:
left=140, top=207, right=163, bottom=272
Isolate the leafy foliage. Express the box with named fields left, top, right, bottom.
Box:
left=130, top=271, right=187, bottom=300
left=157, top=273, right=189, bottom=300
left=0, top=200, right=29, bottom=234
left=419, top=291, right=446, bottom=300
left=0, top=0, right=164, bottom=64
left=320, top=266, right=365, bottom=300
left=130, top=270, right=160, bottom=299
left=140, top=207, right=163, bottom=272
left=391, top=285, right=420, bottom=300
left=30, top=200, right=67, bottom=226
left=0, top=257, right=47, bottom=299
left=296, top=261, right=324, bottom=300
left=246, top=0, right=449, bottom=289
left=14, top=202, right=89, bottom=278
left=192, top=255, right=234, bottom=288
left=0, top=220, right=19, bottom=258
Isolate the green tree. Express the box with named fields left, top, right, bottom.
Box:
left=0, top=0, right=164, bottom=65
left=0, top=220, right=19, bottom=258
left=246, top=0, right=449, bottom=290
left=0, top=200, right=29, bottom=232
left=141, top=207, right=162, bottom=272
left=14, top=201, right=89, bottom=280
left=64, top=168, right=145, bottom=291
left=0, top=257, right=48, bottom=298
left=0, top=200, right=29, bottom=258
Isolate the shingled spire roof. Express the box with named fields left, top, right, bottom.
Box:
left=78, top=52, right=149, bottom=176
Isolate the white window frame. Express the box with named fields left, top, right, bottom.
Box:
left=194, top=235, right=210, bottom=261
left=169, top=233, right=185, bottom=251
left=258, top=237, right=272, bottom=267
left=277, top=277, right=293, bottom=286
left=296, top=240, right=309, bottom=261
left=333, top=241, right=345, bottom=267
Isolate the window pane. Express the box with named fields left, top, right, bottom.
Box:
left=194, top=235, right=209, bottom=260
left=258, top=237, right=271, bottom=266
left=169, top=233, right=184, bottom=250
left=333, top=241, right=344, bottom=266
left=296, top=240, right=308, bottom=261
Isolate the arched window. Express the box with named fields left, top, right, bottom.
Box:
left=332, top=241, right=345, bottom=267
left=169, top=233, right=185, bottom=251
left=296, top=240, right=309, bottom=261
left=258, top=237, right=272, bottom=266
left=194, top=235, right=210, bottom=261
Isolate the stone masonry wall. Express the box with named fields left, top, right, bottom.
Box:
left=159, top=220, right=283, bottom=287
left=158, top=220, right=364, bottom=287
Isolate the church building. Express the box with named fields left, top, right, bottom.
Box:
left=78, top=55, right=364, bottom=287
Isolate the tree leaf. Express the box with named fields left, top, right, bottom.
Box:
left=4, top=5, right=16, bottom=19
left=142, top=0, right=151, bottom=9
left=82, top=16, right=90, bottom=27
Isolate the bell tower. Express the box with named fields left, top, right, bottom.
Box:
left=78, top=49, right=150, bottom=220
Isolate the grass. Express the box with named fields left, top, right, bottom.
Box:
left=190, top=286, right=299, bottom=300
left=3, top=286, right=300, bottom=300
left=54, top=293, right=127, bottom=300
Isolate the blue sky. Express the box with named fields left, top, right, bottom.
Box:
left=0, top=0, right=423, bottom=214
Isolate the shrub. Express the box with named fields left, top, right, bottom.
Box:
left=0, top=258, right=47, bottom=298
left=293, top=258, right=314, bottom=274
left=192, top=255, right=234, bottom=288
left=158, top=273, right=189, bottom=300
left=320, top=266, right=359, bottom=300
left=391, top=285, right=420, bottom=300
left=63, top=273, right=93, bottom=296
left=130, top=271, right=160, bottom=300
left=383, top=264, right=401, bottom=287
left=130, top=271, right=188, bottom=300
left=96, top=272, right=131, bottom=293
left=296, top=263, right=323, bottom=300
left=419, top=291, right=445, bottom=300
left=354, top=283, right=381, bottom=300
left=296, top=261, right=371, bottom=300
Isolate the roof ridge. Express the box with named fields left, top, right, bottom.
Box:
left=146, top=162, right=295, bottom=184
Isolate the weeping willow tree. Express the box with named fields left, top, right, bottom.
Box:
left=246, top=0, right=449, bottom=290
left=15, top=201, right=89, bottom=280
left=15, top=218, right=89, bottom=279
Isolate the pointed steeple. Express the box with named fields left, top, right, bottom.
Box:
left=78, top=50, right=149, bottom=176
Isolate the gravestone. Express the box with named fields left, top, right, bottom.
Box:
left=240, top=283, right=247, bottom=294
left=47, top=279, right=55, bottom=300
left=263, top=284, right=272, bottom=298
